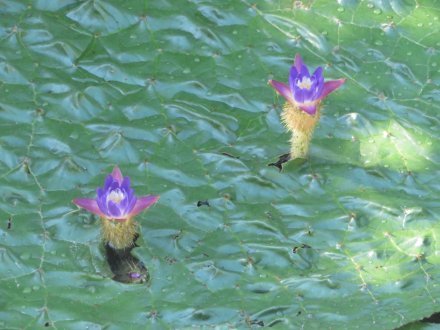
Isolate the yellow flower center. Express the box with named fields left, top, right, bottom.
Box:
left=297, top=77, right=312, bottom=90
left=108, top=189, right=125, bottom=204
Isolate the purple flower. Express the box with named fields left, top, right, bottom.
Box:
left=269, top=54, right=345, bottom=115
left=73, top=166, right=159, bottom=222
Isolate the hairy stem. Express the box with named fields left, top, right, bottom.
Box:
left=101, top=217, right=138, bottom=250
left=289, top=129, right=312, bottom=159
left=281, top=102, right=321, bottom=159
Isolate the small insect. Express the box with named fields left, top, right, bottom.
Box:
left=197, top=200, right=210, bottom=207
left=268, top=153, right=291, bottom=171
left=292, top=243, right=311, bottom=253
left=7, top=217, right=12, bottom=230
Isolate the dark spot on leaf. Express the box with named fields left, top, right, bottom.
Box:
left=250, top=319, right=264, bottom=327
left=193, top=312, right=210, bottom=321
left=7, top=217, right=11, bottom=230
left=165, top=256, right=177, bottom=264
left=221, top=152, right=239, bottom=159
left=223, top=193, right=231, bottom=200
left=251, top=287, right=270, bottom=294
left=23, top=159, right=31, bottom=174
left=44, top=322, right=50, bottom=327
left=268, top=153, right=291, bottom=171
left=148, top=310, right=159, bottom=320
left=415, top=253, right=426, bottom=262
left=171, top=230, right=182, bottom=240
left=197, top=200, right=210, bottom=207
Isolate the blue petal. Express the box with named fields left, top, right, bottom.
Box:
left=311, top=66, right=324, bottom=99
left=121, top=176, right=131, bottom=190
left=126, top=188, right=136, bottom=205
left=103, top=175, right=114, bottom=190
left=96, top=188, right=109, bottom=215
left=293, top=83, right=306, bottom=103
left=96, top=187, right=105, bottom=200
left=312, top=66, right=324, bottom=81
left=126, top=195, right=137, bottom=214
left=289, top=66, right=299, bottom=92
left=109, top=181, right=120, bottom=192
left=116, top=196, right=129, bottom=214
left=107, top=200, right=123, bottom=218
left=299, top=63, right=310, bottom=78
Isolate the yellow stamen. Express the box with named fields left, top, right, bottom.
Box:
left=108, top=189, right=125, bottom=204
left=297, top=77, right=312, bottom=90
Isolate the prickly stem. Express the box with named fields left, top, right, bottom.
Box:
left=281, top=102, right=321, bottom=159
left=101, top=218, right=138, bottom=250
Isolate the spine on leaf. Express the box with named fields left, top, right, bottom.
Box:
left=282, top=102, right=321, bottom=159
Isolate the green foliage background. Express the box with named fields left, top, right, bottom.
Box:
left=1, top=0, right=440, bottom=329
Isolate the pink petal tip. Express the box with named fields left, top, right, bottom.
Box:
left=299, top=103, right=318, bottom=115
left=269, top=79, right=294, bottom=104
left=294, top=53, right=304, bottom=72
left=73, top=198, right=105, bottom=217
left=128, top=195, right=160, bottom=218
left=111, top=166, right=123, bottom=184
left=320, top=78, right=346, bottom=100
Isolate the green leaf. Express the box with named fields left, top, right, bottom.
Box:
left=1, top=0, right=440, bottom=329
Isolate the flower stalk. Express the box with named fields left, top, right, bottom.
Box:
left=269, top=54, right=345, bottom=160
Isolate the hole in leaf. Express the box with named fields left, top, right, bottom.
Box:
left=104, top=234, right=149, bottom=284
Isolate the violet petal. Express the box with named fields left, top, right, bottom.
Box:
left=109, top=180, right=120, bottom=192
left=107, top=200, right=123, bottom=218
left=289, top=66, right=299, bottom=92
left=293, top=84, right=307, bottom=103
left=311, top=67, right=324, bottom=98
left=299, top=63, right=310, bottom=77
left=312, top=66, right=324, bottom=81
left=121, top=176, right=131, bottom=191
left=96, top=187, right=105, bottom=200
left=96, top=188, right=109, bottom=215
left=117, top=193, right=129, bottom=214
left=103, top=175, right=114, bottom=191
